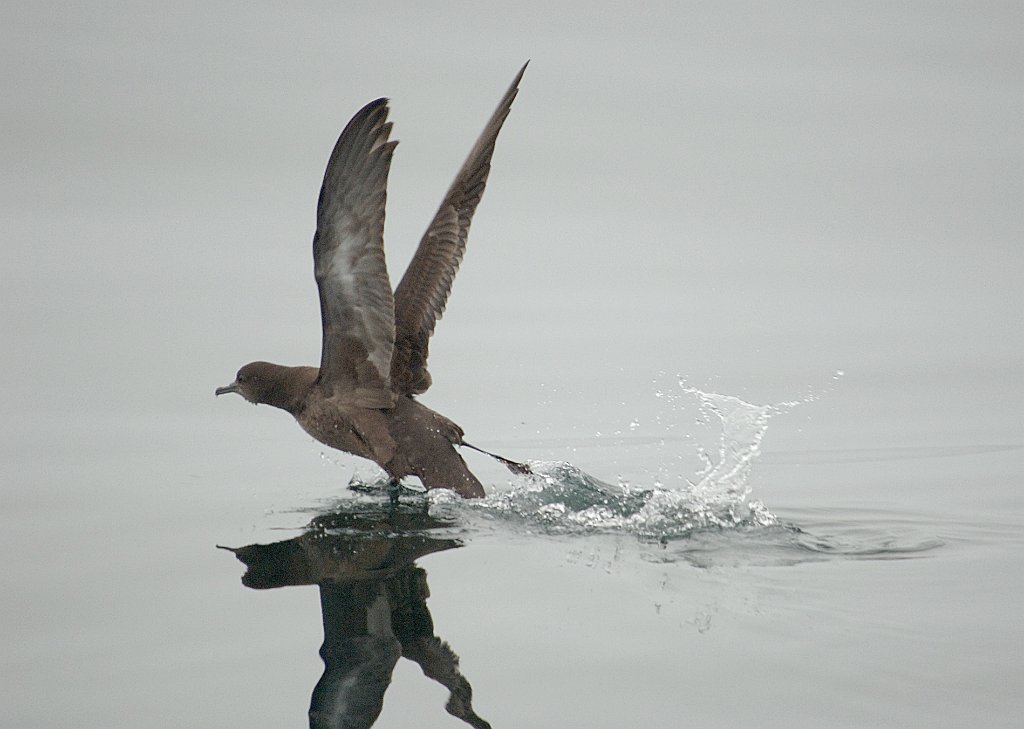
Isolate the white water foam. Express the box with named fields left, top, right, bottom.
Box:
left=474, top=381, right=806, bottom=539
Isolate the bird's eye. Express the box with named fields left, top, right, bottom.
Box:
left=237, top=373, right=247, bottom=383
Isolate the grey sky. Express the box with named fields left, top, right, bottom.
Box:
left=2, top=1, right=1021, bottom=444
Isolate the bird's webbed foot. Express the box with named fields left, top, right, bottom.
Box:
left=387, top=477, right=402, bottom=506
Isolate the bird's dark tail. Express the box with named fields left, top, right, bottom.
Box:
left=461, top=441, right=532, bottom=475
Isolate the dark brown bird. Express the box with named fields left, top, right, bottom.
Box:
left=216, top=65, right=527, bottom=499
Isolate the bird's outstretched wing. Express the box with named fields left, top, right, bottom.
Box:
left=391, top=63, right=527, bottom=395
left=313, top=98, right=399, bottom=408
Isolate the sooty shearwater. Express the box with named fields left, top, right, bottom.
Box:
left=216, top=64, right=528, bottom=499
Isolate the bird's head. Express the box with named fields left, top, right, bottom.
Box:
left=216, top=361, right=298, bottom=410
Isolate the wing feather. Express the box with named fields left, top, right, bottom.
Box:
left=314, top=98, right=399, bottom=408
left=391, top=63, right=527, bottom=395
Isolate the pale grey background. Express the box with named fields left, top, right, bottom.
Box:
left=3, top=2, right=1022, bottom=727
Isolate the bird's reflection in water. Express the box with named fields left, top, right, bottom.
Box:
left=221, top=503, right=490, bottom=729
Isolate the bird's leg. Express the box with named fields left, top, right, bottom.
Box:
left=461, top=441, right=532, bottom=475
left=387, top=477, right=402, bottom=506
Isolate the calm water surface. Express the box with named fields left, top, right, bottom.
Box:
left=6, top=379, right=1021, bottom=728
left=3, top=3, right=1023, bottom=728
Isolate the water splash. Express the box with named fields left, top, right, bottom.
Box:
left=341, top=383, right=789, bottom=539
left=475, top=383, right=788, bottom=540
left=331, top=372, right=940, bottom=563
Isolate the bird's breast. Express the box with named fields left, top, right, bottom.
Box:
left=296, top=406, right=374, bottom=461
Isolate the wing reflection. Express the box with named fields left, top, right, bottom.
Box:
left=221, top=504, right=490, bottom=729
